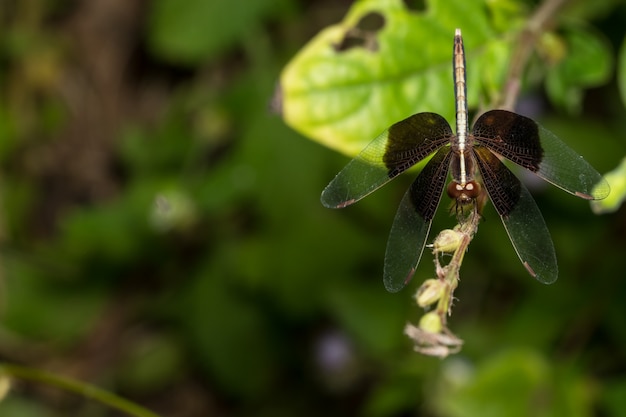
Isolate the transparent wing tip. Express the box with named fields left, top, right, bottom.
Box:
left=383, top=265, right=417, bottom=293
left=524, top=261, right=558, bottom=284
left=589, top=179, right=611, bottom=200
left=320, top=191, right=356, bottom=209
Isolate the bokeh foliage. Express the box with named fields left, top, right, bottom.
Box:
left=0, top=0, right=625, bottom=416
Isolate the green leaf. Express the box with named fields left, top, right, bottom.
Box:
left=0, top=397, right=55, bottom=417
left=601, top=377, right=626, bottom=417
left=430, top=350, right=595, bottom=417
left=327, top=283, right=406, bottom=356
left=485, top=0, right=528, bottom=33
left=117, top=335, right=185, bottom=393
left=618, top=34, right=626, bottom=110
left=558, top=0, right=624, bottom=22
left=183, top=268, right=276, bottom=398
left=3, top=266, right=107, bottom=345
left=147, top=0, right=287, bottom=65
left=591, top=156, right=626, bottom=214
left=545, top=26, right=612, bottom=114
left=280, top=0, right=523, bottom=156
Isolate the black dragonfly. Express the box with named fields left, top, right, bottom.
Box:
left=321, top=29, right=610, bottom=292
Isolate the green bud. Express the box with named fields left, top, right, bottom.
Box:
left=415, top=279, right=445, bottom=307
left=433, top=229, right=462, bottom=254
left=419, top=311, right=443, bottom=333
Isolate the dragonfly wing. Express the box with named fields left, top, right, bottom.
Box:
left=473, top=109, right=609, bottom=201
left=474, top=147, right=557, bottom=284
left=384, top=147, right=452, bottom=292
left=321, top=113, right=453, bottom=208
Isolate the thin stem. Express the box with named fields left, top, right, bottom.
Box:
left=436, top=208, right=480, bottom=317
left=0, top=363, right=162, bottom=417
left=501, top=0, right=569, bottom=110
left=404, top=207, right=481, bottom=358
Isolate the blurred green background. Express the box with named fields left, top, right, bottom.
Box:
left=0, top=0, right=625, bottom=416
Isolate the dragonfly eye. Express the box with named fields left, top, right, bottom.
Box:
left=447, top=180, right=482, bottom=203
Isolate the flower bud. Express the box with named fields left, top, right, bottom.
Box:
left=415, top=279, right=445, bottom=307
left=432, top=229, right=462, bottom=254
left=418, top=311, right=442, bottom=334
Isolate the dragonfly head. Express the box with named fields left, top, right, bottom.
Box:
left=447, top=180, right=481, bottom=204
left=447, top=180, right=488, bottom=219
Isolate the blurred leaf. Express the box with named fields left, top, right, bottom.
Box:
left=327, top=283, right=407, bottom=356
left=58, top=182, right=157, bottom=266
left=560, top=0, right=625, bottom=22
left=545, top=26, right=612, bottom=114
left=119, top=121, right=194, bottom=177
left=602, top=378, right=626, bottom=417
left=591, top=156, right=626, bottom=214
left=486, top=0, right=528, bottom=33
left=147, top=0, right=289, bottom=65
left=365, top=361, right=435, bottom=417
left=3, top=263, right=107, bottom=344
left=117, top=335, right=185, bottom=393
left=0, top=106, right=17, bottom=158
left=0, top=397, right=54, bottom=417
left=182, top=266, right=276, bottom=398
left=430, top=350, right=595, bottom=417
left=619, top=34, right=626, bottom=110
left=280, top=0, right=521, bottom=156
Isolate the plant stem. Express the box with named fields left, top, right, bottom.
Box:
left=0, top=363, right=162, bottom=417
left=501, top=0, right=569, bottom=110
left=436, top=207, right=480, bottom=320
left=405, top=207, right=481, bottom=357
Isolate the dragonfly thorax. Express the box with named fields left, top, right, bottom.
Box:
left=449, top=148, right=475, bottom=185
left=448, top=150, right=480, bottom=205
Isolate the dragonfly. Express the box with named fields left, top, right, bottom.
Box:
left=321, top=28, right=610, bottom=293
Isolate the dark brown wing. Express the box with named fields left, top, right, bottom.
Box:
left=472, top=109, right=609, bottom=200
left=321, top=113, right=453, bottom=208
left=384, top=146, right=452, bottom=292
left=473, top=146, right=557, bottom=284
